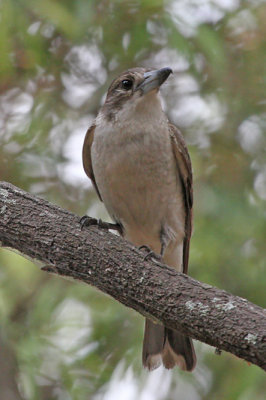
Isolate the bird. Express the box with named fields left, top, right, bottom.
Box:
left=82, top=67, right=196, bottom=371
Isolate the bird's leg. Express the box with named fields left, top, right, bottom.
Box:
left=79, top=216, right=122, bottom=234
left=160, top=237, right=168, bottom=258
left=139, top=228, right=169, bottom=264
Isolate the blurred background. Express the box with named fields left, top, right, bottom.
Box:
left=0, top=0, right=265, bottom=399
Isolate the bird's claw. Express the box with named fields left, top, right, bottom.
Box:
left=79, top=216, right=122, bottom=233
left=139, top=245, right=162, bottom=264
left=80, top=216, right=97, bottom=230
left=80, top=216, right=109, bottom=230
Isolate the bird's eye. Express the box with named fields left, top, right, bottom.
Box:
left=121, top=79, right=133, bottom=90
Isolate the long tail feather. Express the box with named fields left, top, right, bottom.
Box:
left=142, top=319, right=196, bottom=371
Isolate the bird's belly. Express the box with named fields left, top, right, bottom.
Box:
left=106, top=165, right=167, bottom=228
left=92, top=140, right=183, bottom=246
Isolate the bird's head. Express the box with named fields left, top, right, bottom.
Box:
left=101, top=67, right=172, bottom=122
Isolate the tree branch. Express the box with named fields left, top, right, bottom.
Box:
left=0, top=181, right=265, bottom=370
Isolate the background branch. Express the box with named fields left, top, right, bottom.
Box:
left=0, top=181, right=265, bottom=371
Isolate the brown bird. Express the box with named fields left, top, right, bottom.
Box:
left=82, top=67, right=196, bottom=371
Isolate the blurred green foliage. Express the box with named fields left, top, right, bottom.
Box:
left=0, top=0, right=265, bottom=399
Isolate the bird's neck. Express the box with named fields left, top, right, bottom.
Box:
left=97, top=93, right=168, bottom=137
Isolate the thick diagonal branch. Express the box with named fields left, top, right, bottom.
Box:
left=0, top=181, right=265, bottom=370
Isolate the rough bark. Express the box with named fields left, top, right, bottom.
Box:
left=0, top=181, right=265, bottom=370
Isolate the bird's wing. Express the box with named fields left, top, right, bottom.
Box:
left=169, top=123, right=193, bottom=274
left=82, top=123, right=102, bottom=201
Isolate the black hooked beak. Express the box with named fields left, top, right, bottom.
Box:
left=135, top=67, right=173, bottom=94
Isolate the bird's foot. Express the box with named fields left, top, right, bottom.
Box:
left=79, top=216, right=122, bottom=233
left=139, top=245, right=162, bottom=264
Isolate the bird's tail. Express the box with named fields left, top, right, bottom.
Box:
left=142, top=319, right=196, bottom=371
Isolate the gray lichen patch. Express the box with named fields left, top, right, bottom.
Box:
left=244, top=333, right=258, bottom=345
left=185, top=300, right=196, bottom=310
left=0, top=188, right=9, bottom=198
left=185, top=300, right=210, bottom=315
left=0, top=205, right=7, bottom=214
left=212, top=297, right=236, bottom=311
left=0, top=188, right=17, bottom=205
